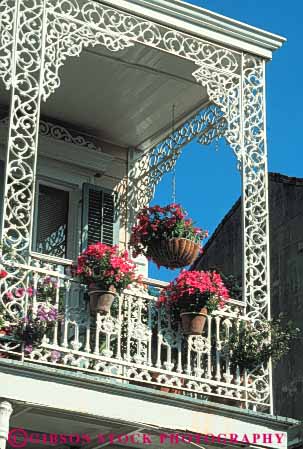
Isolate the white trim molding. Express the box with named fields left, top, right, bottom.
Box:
left=96, top=0, right=286, bottom=59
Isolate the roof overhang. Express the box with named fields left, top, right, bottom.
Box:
left=97, top=0, right=286, bottom=59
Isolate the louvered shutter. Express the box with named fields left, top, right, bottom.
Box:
left=0, top=160, right=5, bottom=235
left=81, top=183, right=117, bottom=250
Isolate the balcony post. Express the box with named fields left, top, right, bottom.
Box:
left=0, top=401, right=13, bottom=449
left=1, top=0, right=47, bottom=261
left=240, top=55, right=271, bottom=323
left=240, top=54, right=272, bottom=412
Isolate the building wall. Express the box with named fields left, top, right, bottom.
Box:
left=196, top=173, right=303, bottom=420
left=0, top=120, right=129, bottom=252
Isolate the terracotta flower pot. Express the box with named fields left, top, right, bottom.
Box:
left=147, top=238, right=200, bottom=269
left=180, top=307, right=208, bottom=335
left=88, top=286, right=116, bottom=314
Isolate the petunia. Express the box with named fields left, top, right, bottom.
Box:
left=0, top=270, right=8, bottom=279
left=15, top=287, right=25, bottom=298
left=50, top=350, right=61, bottom=362
left=5, top=291, right=14, bottom=300
left=24, top=345, right=33, bottom=354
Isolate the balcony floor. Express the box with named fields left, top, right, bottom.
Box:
left=0, top=358, right=298, bottom=449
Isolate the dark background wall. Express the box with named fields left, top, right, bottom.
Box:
left=195, top=173, right=303, bottom=419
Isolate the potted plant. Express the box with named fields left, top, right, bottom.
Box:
left=14, top=304, right=58, bottom=353
left=130, top=204, right=208, bottom=269
left=76, top=243, right=139, bottom=314
left=158, top=270, right=230, bottom=335
left=224, top=316, right=300, bottom=375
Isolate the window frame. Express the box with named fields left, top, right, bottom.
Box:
left=32, top=176, right=80, bottom=261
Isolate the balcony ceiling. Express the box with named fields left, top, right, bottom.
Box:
left=43, top=43, right=208, bottom=150
left=0, top=43, right=208, bottom=151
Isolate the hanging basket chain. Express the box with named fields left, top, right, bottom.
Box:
left=171, top=104, right=176, bottom=204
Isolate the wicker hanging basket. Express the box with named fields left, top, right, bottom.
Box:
left=146, top=237, right=200, bottom=269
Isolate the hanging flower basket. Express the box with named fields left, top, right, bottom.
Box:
left=146, top=237, right=200, bottom=269
left=76, top=243, right=140, bottom=314
left=130, top=204, right=207, bottom=269
left=158, top=270, right=230, bottom=336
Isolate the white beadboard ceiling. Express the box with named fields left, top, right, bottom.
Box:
left=0, top=43, right=209, bottom=151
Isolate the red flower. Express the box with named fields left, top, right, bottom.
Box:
left=0, top=270, right=8, bottom=279
left=158, top=270, right=230, bottom=308
left=76, top=242, right=138, bottom=293
left=130, top=203, right=208, bottom=259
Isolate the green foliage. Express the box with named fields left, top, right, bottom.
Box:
left=176, top=292, right=222, bottom=314
left=225, top=315, right=300, bottom=374
left=0, top=241, right=16, bottom=259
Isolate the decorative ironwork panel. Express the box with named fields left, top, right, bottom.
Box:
left=0, top=0, right=271, bottom=410
left=43, top=9, right=134, bottom=101
left=0, top=0, right=48, bottom=329
left=0, top=267, right=270, bottom=410
left=242, top=55, right=269, bottom=321
left=45, top=0, right=241, bottom=94
left=0, top=116, right=104, bottom=152
left=126, top=104, right=227, bottom=227
left=192, top=65, right=241, bottom=159
left=0, top=0, right=16, bottom=89
left=1, top=0, right=47, bottom=257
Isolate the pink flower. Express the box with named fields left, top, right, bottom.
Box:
left=158, top=270, right=230, bottom=307
left=24, top=345, right=33, bottom=354
left=27, top=287, right=35, bottom=297
left=76, top=242, right=138, bottom=292
left=0, top=270, right=8, bottom=279
left=130, top=203, right=207, bottom=260
left=50, top=350, right=61, bottom=362
left=15, top=287, right=25, bottom=298
left=5, top=291, right=14, bottom=300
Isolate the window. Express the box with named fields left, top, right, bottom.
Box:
left=81, top=183, right=116, bottom=250
left=35, top=184, right=69, bottom=258
left=33, top=180, right=117, bottom=260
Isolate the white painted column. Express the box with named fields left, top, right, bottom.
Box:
left=0, top=401, right=13, bottom=449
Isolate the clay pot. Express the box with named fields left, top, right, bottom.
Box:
left=180, top=307, right=208, bottom=335
left=147, top=238, right=200, bottom=269
left=88, top=286, right=116, bottom=314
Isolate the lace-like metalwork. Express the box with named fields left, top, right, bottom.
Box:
left=0, top=0, right=271, bottom=410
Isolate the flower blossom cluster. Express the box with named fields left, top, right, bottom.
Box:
left=130, top=204, right=208, bottom=259
left=5, top=276, right=60, bottom=301
left=0, top=269, right=8, bottom=279
left=158, top=270, right=230, bottom=313
left=76, top=242, right=140, bottom=293
left=36, top=304, right=58, bottom=322
left=22, top=304, right=58, bottom=323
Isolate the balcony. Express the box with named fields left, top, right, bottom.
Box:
left=0, top=253, right=269, bottom=412
left=0, top=0, right=299, bottom=447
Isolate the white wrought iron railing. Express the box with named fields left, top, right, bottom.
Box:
left=0, top=254, right=270, bottom=411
